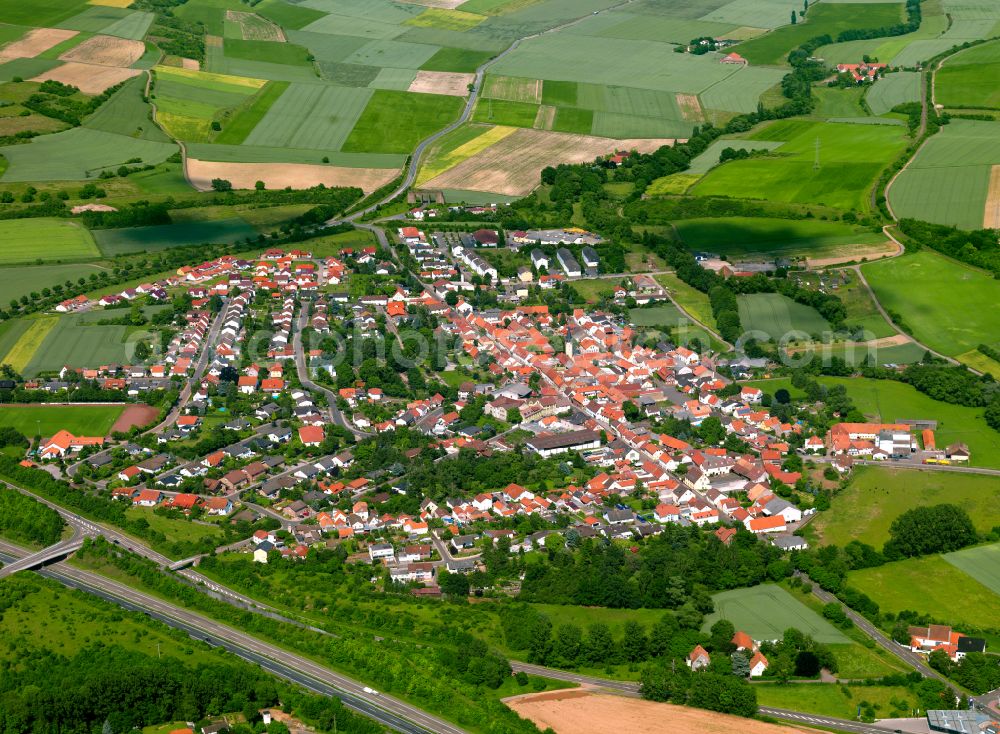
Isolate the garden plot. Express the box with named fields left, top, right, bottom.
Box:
left=185, top=158, right=397, bottom=193
left=0, top=28, right=78, bottom=63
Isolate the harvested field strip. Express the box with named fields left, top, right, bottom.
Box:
left=0, top=28, right=78, bottom=63
left=533, top=104, right=555, bottom=130
left=408, top=69, right=473, bottom=96
left=184, top=143, right=404, bottom=168
left=3, top=316, right=58, bottom=373
left=985, top=165, right=1000, bottom=229
left=34, top=61, right=140, bottom=94
left=417, top=124, right=517, bottom=185
left=483, top=74, right=541, bottom=103
left=507, top=691, right=813, bottom=734
left=185, top=158, right=395, bottom=194
left=423, top=128, right=674, bottom=196
left=225, top=10, right=285, bottom=42
left=676, top=93, right=702, bottom=121
left=59, top=34, right=144, bottom=66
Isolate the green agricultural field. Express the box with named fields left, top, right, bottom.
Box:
left=223, top=38, right=314, bottom=67
left=888, top=119, right=1000, bottom=228
left=628, top=304, right=691, bottom=328
left=848, top=555, right=1000, bottom=631
left=0, top=404, right=125, bottom=437
left=686, top=139, right=784, bottom=174
left=528, top=603, right=667, bottom=636
left=0, top=263, right=105, bottom=303
left=244, top=82, right=373, bottom=151
left=735, top=3, right=905, bottom=66
left=674, top=217, right=885, bottom=259
left=754, top=684, right=917, bottom=720
left=420, top=46, right=494, bottom=73
left=552, top=106, right=593, bottom=134
left=0, top=0, right=89, bottom=26
left=23, top=311, right=154, bottom=376
left=694, top=119, right=907, bottom=212
left=700, top=65, right=791, bottom=114
left=945, top=543, right=1000, bottom=598
left=473, top=98, right=538, bottom=127
left=0, top=315, right=56, bottom=373
left=866, top=71, right=922, bottom=116
left=93, top=217, right=258, bottom=256
left=703, top=585, right=849, bottom=644
left=154, top=66, right=265, bottom=143
left=937, top=39, right=1000, bottom=109
left=542, top=79, right=577, bottom=106
left=213, top=80, right=289, bottom=144
left=0, top=218, right=98, bottom=264
left=489, top=34, right=739, bottom=94
left=655, top=272, right=717, bottom=329
left=255, top=0, right=326, bottom=30
left=738, top=293, right=831, bottom=340
left=0, top=127, right=177, bottom=182
left=84, top=76, right=171, bottom=142
left=810, top=468, right=1000, bottom=548
left=863, top=249, right=1000, bottom=357
left=343, top=89, right=463, bottom=154
left=57, top=6, right=154, bottom=40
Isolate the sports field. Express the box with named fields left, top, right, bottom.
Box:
left=888, top=119, right=1000, bottom=228
left=848, top=555, right=1000, bottom=631
left=737, top=293, right=831, bottom=341
left=702, top=584, right=849, bottom=644
left=945, top=543, right=1000, bottom=598
left=674, top=217, right=886, bottom=259
left=936, top=39, right=1000, bottom=110
left=863, top=250, right=1000, bottom=358
left=0, top=218, right=99, bottom=264
left=0, top=404, right=126, bottom=437
left=810, top=468, right=1000, bottom=548
left=694, top=119, right=907, bottom=212
left=93, top=217, right=259, bottom=256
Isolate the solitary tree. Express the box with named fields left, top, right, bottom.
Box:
left=791, top=9, right=797, bottom=23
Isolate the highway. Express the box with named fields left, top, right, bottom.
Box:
left=0, top=542, right=465, bottom=734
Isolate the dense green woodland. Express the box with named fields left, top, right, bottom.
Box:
left=0, top=485, right=63, bottom=548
